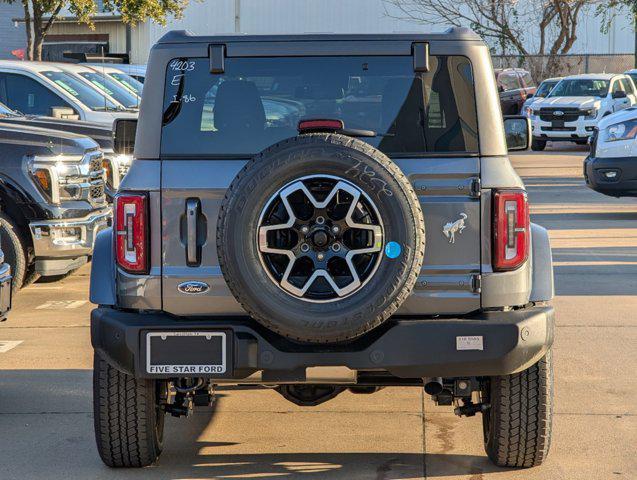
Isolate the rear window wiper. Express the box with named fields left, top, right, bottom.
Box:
left=297, top=118, right=394, bottom=138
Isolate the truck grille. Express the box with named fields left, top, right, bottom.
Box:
left=87, top=152, right=106, bottom=204
left=539, top=108, right=586, bottom=123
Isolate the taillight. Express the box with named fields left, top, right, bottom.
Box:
left=493, top=190, right=529, bottom=271
left=115, top=193, right=149, bottom=274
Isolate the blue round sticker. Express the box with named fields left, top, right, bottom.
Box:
left=385, top=241, right=402, bottom=259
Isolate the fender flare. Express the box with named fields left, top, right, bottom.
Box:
left=530, top=223, right=554, bottom=302
left=89, top=227, right=116, bottom=305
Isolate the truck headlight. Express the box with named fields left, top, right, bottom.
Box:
left=28, top=152, right=105, bottom=204
left=102, top=154, right=133, bottom=191
left=585, top=108, right=598, bottom=120
left=603, top=120, right=637, bottom=142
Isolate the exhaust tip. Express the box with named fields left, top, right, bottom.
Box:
left=424, top=377, right=444, bottom=396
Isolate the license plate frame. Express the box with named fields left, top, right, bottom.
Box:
left=145, top=331, right=229, bottom=376
left=551, top=120, right=565, bottom=128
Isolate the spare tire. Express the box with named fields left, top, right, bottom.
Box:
left=217, top=134, right=425, bottom=343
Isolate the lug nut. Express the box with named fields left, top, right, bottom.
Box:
left=300, top=225, right=309, bottom=234
left=317, top=253, right=325, bottom=261
left=300, top=243, right=310, bottom=253
left=316, top=216, right=325, bottom=225
left=331, top=243, right=341, bottom=252
left=332, top=225, right=340, bottom=233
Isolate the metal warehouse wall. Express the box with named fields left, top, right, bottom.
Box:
left=130, top=0, right=634, bottom=64
left=2, top=0, right=630, bottom=63
left=48, top=21, right=129, bottom=53
left=0, top=3, right=27, bottom=59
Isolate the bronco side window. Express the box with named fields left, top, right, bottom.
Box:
left=161, top=55, right=478, bottom=157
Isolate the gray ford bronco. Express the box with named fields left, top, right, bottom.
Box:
left=90, top=28, right=555, bottom=469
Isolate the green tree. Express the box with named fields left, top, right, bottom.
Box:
left=2, top=0, right=189, bottom=61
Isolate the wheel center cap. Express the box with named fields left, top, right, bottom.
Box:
left=311, top=230, right=329, bottom=248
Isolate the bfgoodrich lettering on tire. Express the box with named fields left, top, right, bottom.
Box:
left=217, top=133, right=425, bottom=343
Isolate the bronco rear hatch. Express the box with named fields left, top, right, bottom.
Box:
left=155, top=39, right=482, bottom=317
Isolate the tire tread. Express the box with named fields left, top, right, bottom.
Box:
left=93, top=353, right=163, bottom=468
left=484, top=351, right=553, bottom=468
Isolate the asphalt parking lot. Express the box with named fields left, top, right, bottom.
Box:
left=1, top=145, right=636, bottom=479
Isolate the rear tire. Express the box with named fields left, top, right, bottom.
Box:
left=531, top=138, right=546, bottom=151
left=0, top=213, right=27, bottom=292
left=482, top=350, right=553, bottom=468
left=93, top=353, right=165, bottom=468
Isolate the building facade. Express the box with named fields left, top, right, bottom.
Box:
left=1, top=0, right=634, bottom=64
left=0, top=3, right=26, bottom=59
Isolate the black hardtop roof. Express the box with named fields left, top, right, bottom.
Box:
left=157, top=27, right=481, bottom=45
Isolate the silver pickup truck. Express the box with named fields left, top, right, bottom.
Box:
left=90, top=28, right=555, bottom=469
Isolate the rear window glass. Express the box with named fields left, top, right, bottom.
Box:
left=160, top=55, right=478, bottom=157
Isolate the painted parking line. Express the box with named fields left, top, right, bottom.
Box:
left=0, top=340, right=23, bottom=353
left=35, top=300, right=88, bottom=310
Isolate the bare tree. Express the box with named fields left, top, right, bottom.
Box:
left=384, top=0, right=601, bottom=77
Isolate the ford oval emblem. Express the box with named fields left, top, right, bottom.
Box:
left=177, top=281, right=210, bottom=295
left=553, top=110, right=564, bottom=116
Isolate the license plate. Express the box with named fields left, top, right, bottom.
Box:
left=146, top=331, right=227, bottom=375
left=552, top=120, right=565, bottom=128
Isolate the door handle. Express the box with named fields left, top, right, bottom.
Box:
left=186, top=198, right=200, bottom=266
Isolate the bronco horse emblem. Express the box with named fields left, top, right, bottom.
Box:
left=442, top=213, right=468, bottom=244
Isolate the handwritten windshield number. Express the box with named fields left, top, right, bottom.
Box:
left=170, top=60, right=195, bottom=72
left=172, top=94, right=196, bottom=104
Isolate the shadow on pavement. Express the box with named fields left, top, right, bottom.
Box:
left=553, top=246, right=637, bottom=295
left=0, top=370, right=517, bottom=479
left=533, top=211, right=637, bottom=227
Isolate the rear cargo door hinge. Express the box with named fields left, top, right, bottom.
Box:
left=471, top=274, right=482, bottom=294
left=209, top=44, right=226, bottom=73
left=412, top=42, right=430, bottom=72
left=470, top=178, right=481, bottom=198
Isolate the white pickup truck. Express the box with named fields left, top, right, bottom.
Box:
left=529, top=73, right=637, bottom=151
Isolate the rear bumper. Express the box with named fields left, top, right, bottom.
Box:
left=584, top=155, right=637, bottom=197
left=91, top=305, right=555, bottom=382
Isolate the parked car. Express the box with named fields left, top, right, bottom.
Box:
left=90, top=29, right=555, bottom=469
left=624, top=69, right=637, bottom=89
left=85, top=63, right=147, bottom=83
left=521, top=77, right=561, bottom=117
left=529, top=73, right=637, bottom=151
left=584, top=107, right=637, bottom=196
left=83, top=64, right=145, bottom=95
left=0, top=60, right=137, bottom=126
left=495, top=68, right=536, bottom=114
left=0, top=121, right=110, bottom=291
left=56, top=63, right=141, bottom=110
left=0, top=101, right=132, bottom=198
